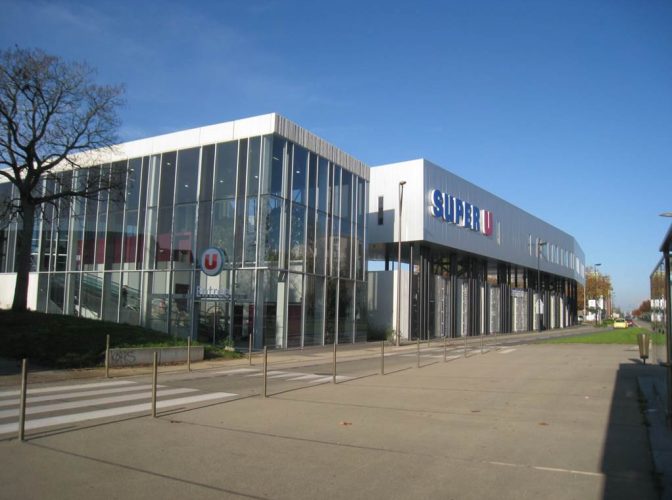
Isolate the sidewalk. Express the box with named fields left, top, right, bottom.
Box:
left=0, top=325, right=597, bottom=387
left=0, top=341, right=661, bottom=499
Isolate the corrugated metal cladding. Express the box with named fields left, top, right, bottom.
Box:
left=273, top=115, right=369, bottom=180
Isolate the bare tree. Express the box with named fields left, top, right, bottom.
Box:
left=0, top=47, right=125, bottom=311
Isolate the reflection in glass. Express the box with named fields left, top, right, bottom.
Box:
left=214, top=141, right=238, bottom=199
left=292, top=145, right=307, bottom=204
left=212, top=199, right=235, bottom=265
left=173, top=204, right=196, bottom=266
left=290, top=204, right=305, bottom=271
left=175, top=148, right=199, bottom=204
left=80, top=272, right=103, bottom=319
left=120, top=272, right=141, bottom=326
left=258, top=196, right=282, bottom=266
left=48, top=273, right=66, bottom=313
left=338, top=280, right=354, bottom=343
left=304, top=275, right=324, bottom=346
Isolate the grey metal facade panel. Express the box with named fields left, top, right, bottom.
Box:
left=422, top=159, right=584, bottom=282
left=368, top=159, right=584, bottom=283
left=273, top=115, right=369, bottom=180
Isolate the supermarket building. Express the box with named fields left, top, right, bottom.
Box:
left=0, top=114, right=585, bottom=347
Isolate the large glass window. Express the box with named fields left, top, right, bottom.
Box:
left=120, top=271, right=141, bottom=326
left=126, top=158, right=142, bottom=211
left=199, top=145, right=215, bottom=202
left=214, top=141, right=237, bottom=199
left=304, top=275, right=324, bottom=346
left=171, top=270, right=193, bottom=338
left=338, top=280, right=354, bottom=343
left=212, top=199, right=236, bottom=265
left=244, top=196, right=258, bottom=266
left=155, top=206, right=173, bottom=269
left=159, top=152, right=176, bottom=207
left=175, top=148, right=199, bottom=204
left=287, top=273, right=303, bottom=348
left=317, top=158, right=328, bottom=212
left=247, top=137, right=261, bottom=196
left=102, top=272, right=121, bottom=321
left=315, top=211, right=327, bottom=276
left=341, top=170, right=352, bottom=221
left=257, top=270, right=279, bottom=347
left=197, top=201, right=212, bottom=257
left=173, top=204, right=196, bottom=266
left=80, top=272, right=103, bottom=319
left=47, top=273, right=66, bottom=314
left=291, top=146, right=308, bottom=204
left=258, top=196, right=282, bottom=267
left=289, top=204, right=306, bottom=271
left=267, top=138, right=285, bottom=197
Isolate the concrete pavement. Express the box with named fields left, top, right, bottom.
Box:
left=0, top=340, right=662, bottom=499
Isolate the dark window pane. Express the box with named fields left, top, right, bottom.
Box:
left=126, top=158, right=142, bottom=210
left=197, top=201, right=212, bottom=256
left=175, top=148, right=199, bottom=204
left=258, top=196, right=282, bottom=267
left=292, top=145, right=308, bottom=204
left=290, top=203, right=305, bottom=272
left=244, top=196, right=257, bottom=266
left=214, top=141, right=237, bottom=199
left=317, top=158, right=328, bottom=213
left=270, top=138, right=285, bottom=197
left=159, top=152, right=176, bottom=207
left=308, top=154, right=317, bottom=209
left=212, top=199, right=235, bottom=265
left=173, top=204, right=196, bottom=265
left=199, top=145, right=215, bottom=202
left=341, top=170, right=352, bottom=221
left=155, top=206, right=172, bottom=269
left=247, top=137, right=261, bottom=196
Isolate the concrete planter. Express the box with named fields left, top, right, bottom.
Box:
left=108, top=346, right=204, bottom=367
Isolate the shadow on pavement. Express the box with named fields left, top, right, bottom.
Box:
left=601, top=362, right=662, bottom=499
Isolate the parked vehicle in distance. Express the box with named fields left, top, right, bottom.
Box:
left=613, top=318, right=628, bottom=329
left=625, top=317, right=634, bottom=327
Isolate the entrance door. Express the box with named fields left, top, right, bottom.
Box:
left=197, top=300, right=230, bottom=344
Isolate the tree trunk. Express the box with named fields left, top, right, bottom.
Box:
left=11, top=201, right=36, bottom=312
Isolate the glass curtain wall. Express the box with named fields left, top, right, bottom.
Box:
left=6, top=134, right=368, bottom=348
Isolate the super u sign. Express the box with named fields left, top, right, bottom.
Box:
left=429, top=189, right=493, bottom=236
left=200, top=247, right=226, bottom=276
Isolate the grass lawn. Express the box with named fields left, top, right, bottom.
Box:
left=0, top=310, right=241, bottom=369
left=542, top=327, right=666, bottom=345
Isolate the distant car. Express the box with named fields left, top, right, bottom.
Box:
left=626, top=318, right=634, bottom=327
left=613, top=318, right=628, bottom=329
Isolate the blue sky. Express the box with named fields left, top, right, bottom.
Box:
left=2, top=0, right=670, bottom=311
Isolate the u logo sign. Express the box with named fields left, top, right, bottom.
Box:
left=201, top=248, right=225, bottom=276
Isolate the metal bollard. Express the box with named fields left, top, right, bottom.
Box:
left=151, top=352, right=158, bottom=418
left=18, top=359, right=28, bottom=441
left=105, top=334, right=110, bottom=378
left=333, top=341, right=337, bottom=384
left=444, top=335, right=447, bottom=362
left=263, top=347, right=268, bottom=398
left=464, top=333, right=467, bottom=358
left=417, top=336, right=420, bottom=368
left=248, top=334, right=253, bottom=366
left=481, top=331, right=484, bottom=354
left=381, top=340, right=385, bottom=375
left=187, top=337, right=191, bottom=372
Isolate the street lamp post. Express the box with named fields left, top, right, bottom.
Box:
left=536, top=240, right=547, bottom=332
left=659, top=212, right=672, bottom=428
left=396, top=181, right=406, bottom=347
left=593, top=263, right=602, bottom=326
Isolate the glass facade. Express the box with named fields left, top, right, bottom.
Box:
left=0, top=133, right=368, bottom=349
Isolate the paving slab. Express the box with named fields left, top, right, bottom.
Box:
left=0, top=342, right=661, bottom=499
